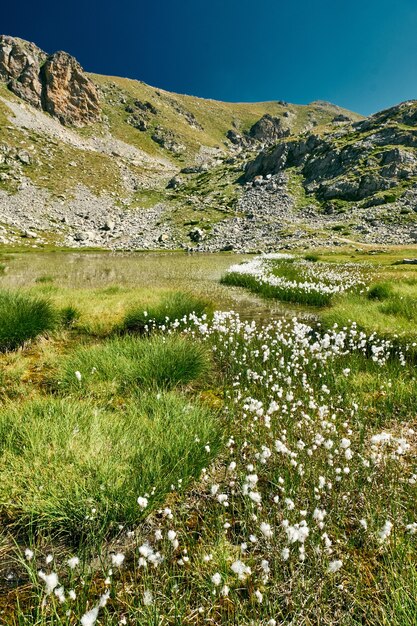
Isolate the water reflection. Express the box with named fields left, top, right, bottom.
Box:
left=0, top=252, right=316, bottom=322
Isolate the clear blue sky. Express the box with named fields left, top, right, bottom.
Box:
left=3, top=0, right=417, bottom=115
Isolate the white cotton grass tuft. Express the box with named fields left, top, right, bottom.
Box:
left=67, top=556, right=79, bottom=569
left=111, top=552, right=125, bottom=567
left=378, top=520, right=393, bottom=542
left=327, top=560, right=343, bottom=573
left=137, top=496, right=148, bottom=509
left=24, top=548, right=34, bottom=561
left=38, top=570, right=59, bottom=595
left=143, top=590, right=153, bottom=606
left=81, top=591, right=110, bottom=626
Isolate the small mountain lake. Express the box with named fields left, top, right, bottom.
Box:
left=0, top=251, right=314, bottom=322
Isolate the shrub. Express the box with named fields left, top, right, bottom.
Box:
left=0, top=394, right=221, bottom=541
left=120, top=291, right=212, bottom=334
left=59, top=334, right=211, bottom=395
left=367, top=282, right=393, bottom=301
left=0, top=290, right=57, bottom=352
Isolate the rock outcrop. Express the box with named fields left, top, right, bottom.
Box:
left=245, top=101, right=417, bottom=204
left=0, top=35, right=100, bottom=126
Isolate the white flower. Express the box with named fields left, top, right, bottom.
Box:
left=24, top=548, right=34, bottom=561
left=211, top=572, right=221, bottom=586
left=67, top=556, right=79, bottom=569
left=260, top=522, right=273, bottom=538
left=281, top=548, right=290, bottom=561
left=327, top=559, right=343, bottom=573
left=137, top=496, right=148, bottom=509
left=69, top=589, right=76, bottom=600
left=54, top=586, right=65, bottom=603
left=111, top=552, right=125, bottom=567
left=249, top=491, right=262, bottom=504
left=378, top=520, right=393, bottom=542
left=167, top=530, right=177, bottom=541
left=255, top=589, right=263, bottom=603
left=45, top=554, right=53, bottom=564
left=38, top=570, right=59, bottom=595
left=75, top=371, right=82, bottom=382
left=143, top=590, right=153, bottom=606
left=231, top=559, right=251, bottom=580
left=81, top=606, right=99, bottom=626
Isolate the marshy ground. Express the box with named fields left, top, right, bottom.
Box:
left=0, top=246, right=416, bottom=625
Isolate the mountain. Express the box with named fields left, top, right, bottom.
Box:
left=0, top=35, right=415, bottom=251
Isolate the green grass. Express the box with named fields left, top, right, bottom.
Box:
left=367, top=282, right=393, bottom=301
left=0, top=393, right=221, bottom=542
left=221, top=270, right=333, bottom=306
left=58, top=334, right=211, bottom=396
left=0, top=289, right=58, bottom=352
left=120, top=290, right=213, bottom=334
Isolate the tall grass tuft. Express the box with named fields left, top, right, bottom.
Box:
left=120, top=290, right=212, bottom=334
left=221, top=271, right=333, bottom=306
left=0, top=289, right=57, bottom=352
left=367, top=282, right=393, bottom=301
left=59, top=334, right=211, bottom=395
left=0, top=394, right=221, bottom=541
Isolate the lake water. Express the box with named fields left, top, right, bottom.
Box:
left=0, top=251, right=314, bottom=322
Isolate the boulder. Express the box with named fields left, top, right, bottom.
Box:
left=188, top=228, right=205, bottom=242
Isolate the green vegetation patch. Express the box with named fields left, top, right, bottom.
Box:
left=0, top=289, right=58, bottom=352
left=0, top=393, right=221, bottom=541
left=120, top=290, right=213, bottom=334
left=59, top=334, right=211, bottom=396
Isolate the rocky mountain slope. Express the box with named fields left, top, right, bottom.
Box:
left=0, top=35, right=416, bottom=251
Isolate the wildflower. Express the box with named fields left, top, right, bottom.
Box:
left=255, top=589, right=263, bottom=603
left=137, top=496, right=148, bottom=509
left=327, top=560, right=343, bottom=573
left=38, top=570, right=59, bottom=595
left=378, top=520, right=393, bottom=542
left=45, top=554, right=53, bottom=564
left=67, top=556, right=79, bottom=569
left=69, top=589, right=76, bottom=600
left=111, top=553, right=125, bottom=567
left=24, top=548, right=34, bottom=561
left=143, top=590, right=153, bottom=606
left=260, top=522, right=273, bottom=538
left=75, top=371, right=82, bottom=382
left=281, top=548, right=290, bottom=560
left=231, top=559, right=251, bottom=580
left=211, top=572, right=221, bottom=586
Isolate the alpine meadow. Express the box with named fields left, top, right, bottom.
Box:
left=0, top=12, right=417, bottom=626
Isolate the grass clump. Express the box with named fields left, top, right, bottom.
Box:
left=221, top=271, right=333, bottom=306
left=0, top=289, right=57, bottom=352
left=380, top=294, right=417, bottom=321
left=304, top=253, right=320, bottom=262
left=59, top=334, right=211, bottom=395
left=120, top=290, right=212, bottom=334
left=59, top=305, right=81, bottom=327
left=0, top=393, right=221, bottom=541
left=367, top=282, right=393, bottom=301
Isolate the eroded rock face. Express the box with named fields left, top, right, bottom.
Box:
left=0, top=35, right=46, bottom=108
left=41, top=51, right=101, bottom=126
left=0, top=35, right=100, bottom=126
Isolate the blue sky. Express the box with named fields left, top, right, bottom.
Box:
left=3, top=0, right=417, bottom=115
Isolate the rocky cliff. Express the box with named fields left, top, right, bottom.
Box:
left=0, top=35, right=100, bottom=126
left=0, top=35, right=416, bottom=251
